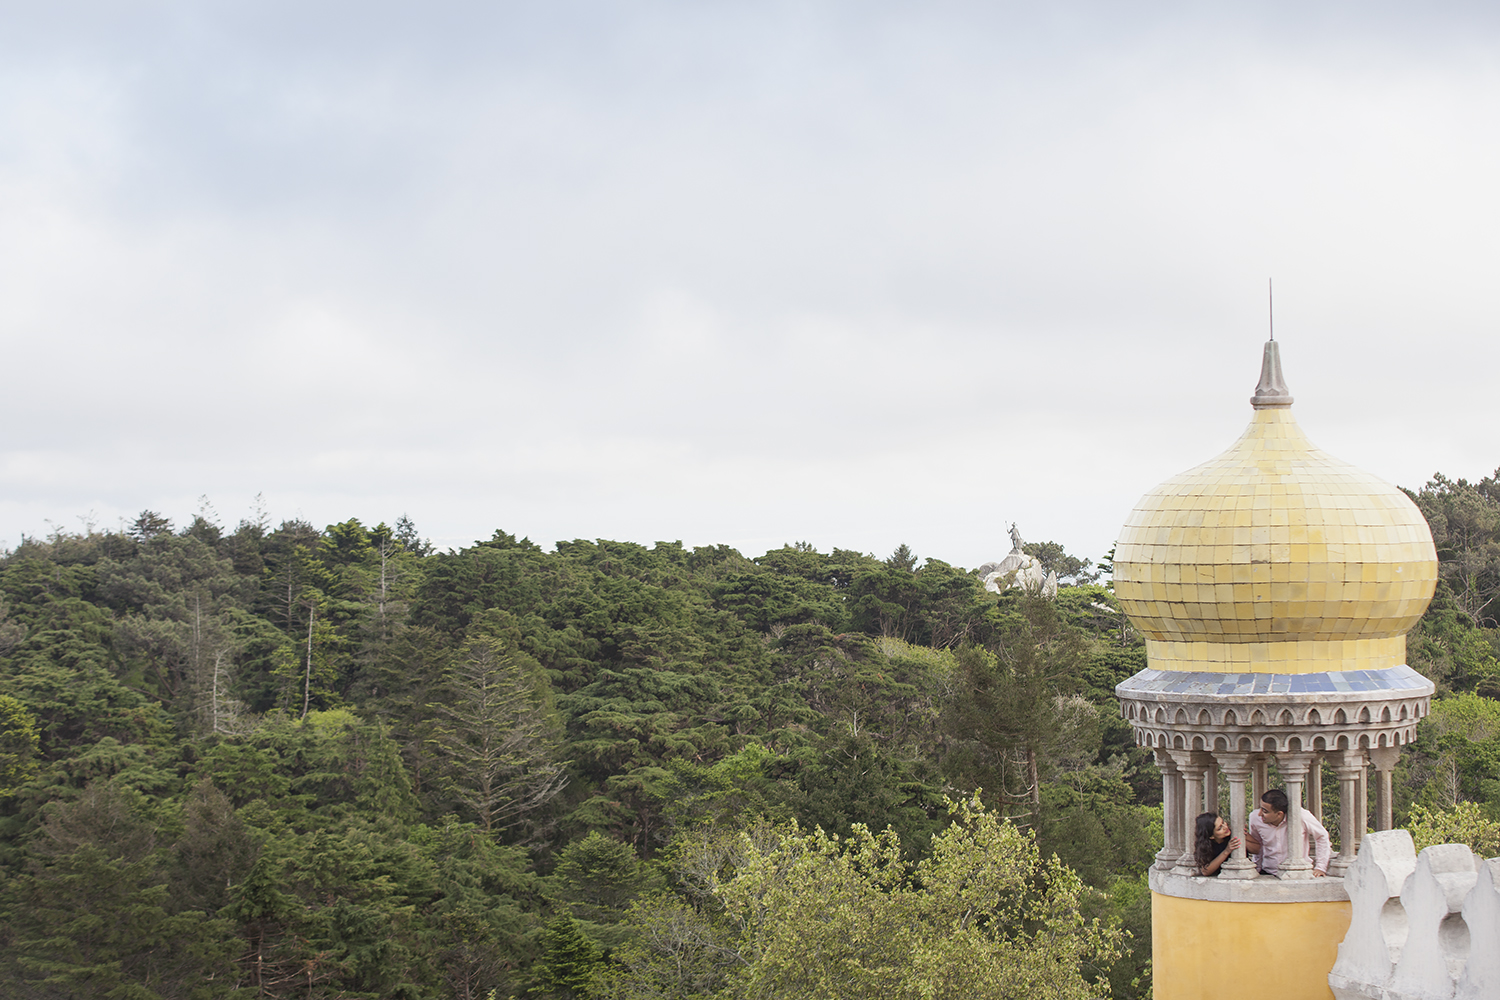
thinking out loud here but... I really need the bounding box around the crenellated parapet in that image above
[1330,830,1500,1000]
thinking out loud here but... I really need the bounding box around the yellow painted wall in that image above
[1152,892,1351,1000]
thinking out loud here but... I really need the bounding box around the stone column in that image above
[1277,752,1317,880]
[1369,746,1400,833]
[1306,753,1323,824]
[1252,753,1270,806]
[1153,749,1183,871]
[1169,749,1211,873]
[1216,752,1258,879]
[1204,758,1220,815]
[1357,765,1369,852]
[1330,751,1367,877]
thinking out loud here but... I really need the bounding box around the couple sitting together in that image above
[1195,789,1332,877]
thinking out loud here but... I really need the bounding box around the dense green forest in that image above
[2,469,1500,999]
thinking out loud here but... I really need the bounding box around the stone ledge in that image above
[1151,866,1351,903]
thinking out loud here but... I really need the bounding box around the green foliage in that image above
[531,915,603,999]
[0,517,1161,998]
[0,694,39,795]
[549,831,663,951]
[608,796,1123,1000]
[941,595,1097,820]
[1406,801,1500,855]
[1409,472,1500,626]
[3,782,240,999]
[1036,762,1159,887]
[1023,540,1100,585]
[1397,693,1500,816]
[1406,592,1500,696]
[429,629,567,836]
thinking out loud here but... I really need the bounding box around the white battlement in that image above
[1330,830,1500,1000]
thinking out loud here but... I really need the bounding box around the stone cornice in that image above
[1117,665,1432,753]
[1150,866,1351,903]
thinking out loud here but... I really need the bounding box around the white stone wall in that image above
[1329,830,1500,1000]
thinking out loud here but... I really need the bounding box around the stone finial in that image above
[1331,829,1417,996]
[1251,340,1294,408]
[1456,859,1500,1000]
[1390,843,1478,999]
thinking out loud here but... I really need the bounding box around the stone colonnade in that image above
[1154,746,1403,878]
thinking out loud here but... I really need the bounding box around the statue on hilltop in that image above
[979,524,1057,598]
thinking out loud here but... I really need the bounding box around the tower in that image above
[1113,342,1438,1000]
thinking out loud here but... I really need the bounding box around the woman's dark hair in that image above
[1194,812,1222,871]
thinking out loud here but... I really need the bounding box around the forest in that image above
[2,470,1500,1000]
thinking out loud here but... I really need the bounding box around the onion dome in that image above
[1112,342,1437,675]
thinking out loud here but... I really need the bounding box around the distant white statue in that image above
[981,523,1057,598]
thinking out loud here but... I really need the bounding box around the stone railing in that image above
[1329,830,1500,1000]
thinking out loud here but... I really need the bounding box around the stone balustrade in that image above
[1329,830,1500,1000]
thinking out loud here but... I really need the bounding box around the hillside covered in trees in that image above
[1,469,1500,999]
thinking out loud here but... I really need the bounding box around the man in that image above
[1244,788,1331,877]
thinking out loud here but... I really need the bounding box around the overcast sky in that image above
[1,2,1497,568]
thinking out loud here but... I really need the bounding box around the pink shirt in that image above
[1248,806,1331,875]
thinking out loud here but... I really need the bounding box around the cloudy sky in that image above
[2,2,1497,567]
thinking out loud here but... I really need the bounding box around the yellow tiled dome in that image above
[1112,345,1437,675]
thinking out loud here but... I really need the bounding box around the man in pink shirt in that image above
[1244,788,1331,877]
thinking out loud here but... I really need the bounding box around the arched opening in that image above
[1314,736,1327,750]
[1198,709,1212,726]
[1440,913,1471,970]
[1225,710,1239,726]
[1335,708,1348,724]
[1239,737,1253,751]
[1359,707,1372,723]
[1288,736,1303,751]
[1308,709,1322,726]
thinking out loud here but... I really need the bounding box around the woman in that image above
[1194,812,1241,876]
